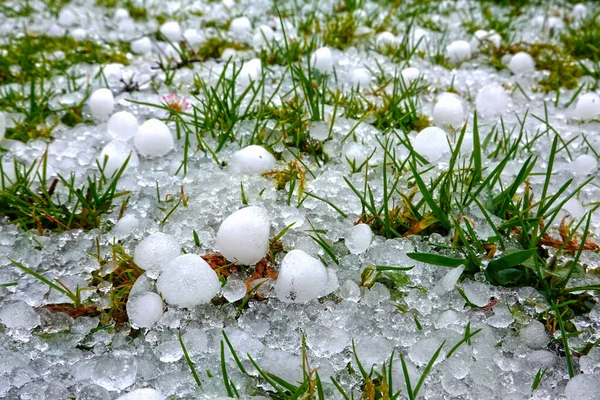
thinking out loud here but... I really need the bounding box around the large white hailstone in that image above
[107,111,139,141]
[89,88,115,120]
[133,233,181,278]
[344,224,373,254]
[276,249,328,303]
[347,67,371,88]
[446,40,471,64]
[476,84,509,116]
[98,140,139,176]
[156,254,220,308]
[572,4,588,20]
[183,29,204,49]
[131,37,152,55]
[215,207,270,265]
[574,93,600,121]
[412,28,428,50]
[375,31,396,49]
[126,291,164,328]
[134,119,174,158]
[159,21,182,42]
[229,16,252,36]
[413,127,450,162]
[0,111,5,141]
[310,47,334,74]
[401,67,421,86]
[432,93,465,129]
[571,154,598,176]
[70,28,87,41]
[253,25,275,45]
[508,52,535,75]
[237,58,262,87]
[564,374,600,400]
[230,145,276,174]
[116,389,165,400]
[58,8,77,27]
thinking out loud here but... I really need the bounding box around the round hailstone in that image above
[215,206,271,265]
[77,384,110,400]
[113,215,139,237]
[114,8,129,20]
[229,16,252,36]
[126,291,164,328]
[520,320,550,349]
[310,47,333,74]
[446,40,471,64]
[476,84,509,116]
[375,31,396,49]
[159,21,182,42]
[133,233,181,277]
[58,8,77,27]
[97,140,139,177]
[347,67,371,88]
[116,389,165,400]
[92,350,137,391]
[131,37,152,55]
[508,52,535,75]
[222,277,247,302]
[412,28,428,50]
[156,254,220,308]
[401,67,421,86]
[230,145,276,174]
[0,301,40,330]
[275,249,328,303]
[0,111,5,141]
[89,89,115,120]
[564,374,600,400]
[70,28,87,41]
[238,58,262,87]
[574,93,600,121]
[572,4,587,20]
[134,119,174,158]
[183,29,204,48]
[253,25,275,45]
[562,198,585,219]
[432,93,465,129]
[107,111,139,141]
[344,224,373,254]
[571,154,598,176]
[413,127,450,162]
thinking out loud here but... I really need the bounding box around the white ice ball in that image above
[401,67,421,86]
[229,17,252,36]
[131,37,152,55]
[310,47,333,74]
[432,93,465,129]
[413,127,450,162]
[508,52,535,75]
[114,8,130,20]
[160,21,182,42]
[156,254,220,308]
[89,88,114,120]
[564,374,600,400]
[58,8,77,27]
[134,119,174,158]
[116,388,165,400]
[476,84,509,116]
[375,31,396,49]
[571,154,598,176]
[70,28,87,41]
[0,111,5,141]
[98,140,139,176]
[113,215,139,237]
[237,58,262,87]
[347,67,371,88]
[215,206,271,265]
[126,291,164,328]
[253,25,275,45]
[446,40,471,64]
[133,233,181,278]
[574,93,600,121]
[230,145,276,174]
[107,111,139,141]
[520,320,550,349]
[275,249,328,303]
[572,4,588,20]
[412,28,428,50]
[344,224,373,254]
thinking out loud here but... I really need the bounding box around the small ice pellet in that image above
[347,67,371,88]
[97,140,139,177]
[375,31,396,49]
[116,389,165,400]
[508,52,535,75]
[156,254,220,308]
[183,29,204,48]
[134,119,174,158]
[520,320,550,349]
[446,40,471,64]
[572,4,588,20]
[131,37,152,54]
[0,301,40,330]
[401,67,421,85]
[434,264,465,293]
[230,145,276,174]
[114,8,129,20]
[70,28,87,41]
[562,198,585,219]
[77,384,110,400]
[107,111,139,141]
[310,47,333,74]
[237,58,262,87]
[344,224,373,254]
[89,89,114,120]
[275,249,328,303]
[215,206,271,265]
[253,25,275,45]
[574,93,600,121]
[571,154,598,176]
[133,232,181,277]
[126,291,164,328]
[159,21,182,42]
[432,93,465,129]
[229,16,252,36]
[222,277,247,302]
[58,8,77,27]
[476,84,509,116]
[92,350,137,391]
[564,374,600,400]
[413,127,450,162]
[0,111,5,141]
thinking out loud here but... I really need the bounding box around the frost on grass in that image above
[0,0,600,399]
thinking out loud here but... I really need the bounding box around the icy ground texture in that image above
[1,0,600,399]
